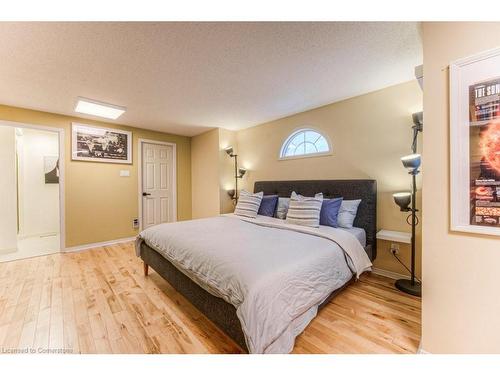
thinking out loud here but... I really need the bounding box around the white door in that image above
[141,142,175,229]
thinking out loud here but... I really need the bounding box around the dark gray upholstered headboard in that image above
[254,179,377,261]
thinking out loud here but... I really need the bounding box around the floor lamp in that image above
[224,146,246,202]
[392,111,423,297]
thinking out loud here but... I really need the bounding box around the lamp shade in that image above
[412,111,423,127]
[224,146,234,156]
[401,153,421,170]
[393,192,411,211]
[238,167,247,177]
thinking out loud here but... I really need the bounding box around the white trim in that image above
[0,248,18,255]
[63,236,136,253]
[371,267,410,280]
[138,138,177,232]
[0,119,66,253]
[278,151,333,161]
[71,122,132,164]
[417,343,430,354]
[449,47,500,237]
[17,232,59,240]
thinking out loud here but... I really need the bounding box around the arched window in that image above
[279,128,331,159]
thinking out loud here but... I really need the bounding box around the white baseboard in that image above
[0,247,18,255]
[371,267,410,280]
[18,232,58,240]
[417,343,430,354]
[63,236,136,253]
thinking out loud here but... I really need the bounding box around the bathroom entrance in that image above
[0,121,64,262]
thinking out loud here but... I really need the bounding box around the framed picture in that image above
[450,47,500,236]
[71,122,132,164]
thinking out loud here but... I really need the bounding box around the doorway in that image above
[138,139,177,230]
[0,121,64,262]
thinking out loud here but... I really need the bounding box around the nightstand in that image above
[376,229,411,244]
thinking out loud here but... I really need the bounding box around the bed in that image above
[136,179,377,353]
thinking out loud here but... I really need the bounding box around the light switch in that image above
[120,170,130,177]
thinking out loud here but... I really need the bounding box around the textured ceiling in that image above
[0,22,422,136]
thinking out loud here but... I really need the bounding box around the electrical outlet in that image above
[390,243,400,255]
[133,218,139,229]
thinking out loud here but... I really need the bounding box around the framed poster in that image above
[72,122,132,164]
[450,47,500,236]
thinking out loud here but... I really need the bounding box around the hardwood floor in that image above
[0,242,421,354]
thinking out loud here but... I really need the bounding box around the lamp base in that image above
[395,279,421,297]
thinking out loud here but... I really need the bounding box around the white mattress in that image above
[339,226,366,247]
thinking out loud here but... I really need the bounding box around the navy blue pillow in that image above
[320,197,343,227]
[258,195,279,217]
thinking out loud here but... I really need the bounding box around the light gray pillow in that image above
[285,191,323,228]
[234,190,263,218]
[337,199,361,228]
[275,197,290,219]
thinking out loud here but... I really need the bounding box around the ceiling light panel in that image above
[75,97,126,120]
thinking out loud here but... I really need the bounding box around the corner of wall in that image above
[191,128,221,218]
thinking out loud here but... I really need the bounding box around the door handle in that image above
[142,192,151,196]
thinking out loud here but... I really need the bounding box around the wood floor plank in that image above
[18,258,44,350]
[49,277,64,349]
[0,242,421,354]
[61,275,80,353]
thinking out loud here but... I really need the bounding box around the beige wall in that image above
[422,22,500,353]
[191,127,238,218]
[0,104,192,248]
[191,128,220,218]
[236,80,423,276]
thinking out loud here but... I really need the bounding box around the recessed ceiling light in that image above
[75,97,126,120]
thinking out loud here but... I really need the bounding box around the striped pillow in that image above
[234,190,264,218]
[285,191,324,227]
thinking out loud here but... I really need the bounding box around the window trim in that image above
[278,127,332,161]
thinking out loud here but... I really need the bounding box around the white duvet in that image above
[135,214,372,353]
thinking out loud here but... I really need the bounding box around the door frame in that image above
[137,138,177,231]
[0,119,66,252]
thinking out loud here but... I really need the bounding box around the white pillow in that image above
[337,199,361,228]
[275,197,290,219]
[234,190,264,218]
[285,191,323,228]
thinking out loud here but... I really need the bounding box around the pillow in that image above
[275,197,290,219]
[234,190,264,218]
[285,191,323,228]
[337,199,362,228]
[258,195,279,217]
[319,197,343,227]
